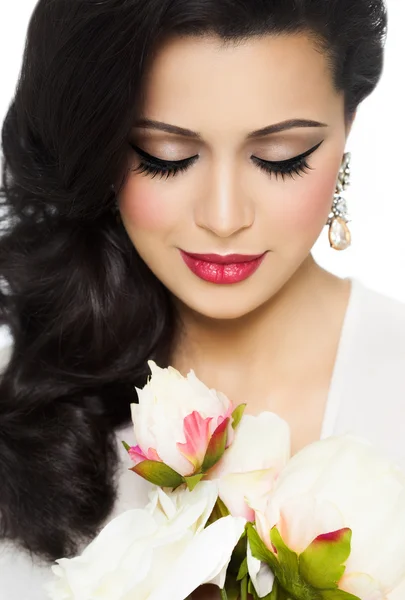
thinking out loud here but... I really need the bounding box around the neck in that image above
[169,256,351,411]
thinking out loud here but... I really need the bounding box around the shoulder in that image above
[332,278,405,469]
[351,277,405,320]
[347,278,405,361]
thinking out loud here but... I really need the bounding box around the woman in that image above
[0,0,404,598]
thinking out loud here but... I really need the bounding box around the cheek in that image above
[274,169,338,234]
[118,178,175,233]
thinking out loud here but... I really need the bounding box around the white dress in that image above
[0,277,405,600]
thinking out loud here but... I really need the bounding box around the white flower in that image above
[249,435,405,599]
[247,539,275,598]
[206,412,290,520]
[46,481,246,600]
[130,361,236,477]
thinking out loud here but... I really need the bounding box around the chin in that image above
[174,287,272,321]
[190,303,261,321]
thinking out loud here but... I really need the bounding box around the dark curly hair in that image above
[0,0,387,562]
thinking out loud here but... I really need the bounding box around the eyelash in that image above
[129,140,323,181]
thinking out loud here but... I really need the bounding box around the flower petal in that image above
[261,434,405,592]
[131,362,237,477]
[201,418,229,472]
[340,572,385,600]
[147,516,246,600]
[387,576,405,600]
[247,538,275,598]
[128,445,161,465]
[177,411,213,471]
[218,469,278,520]
[276,494,345,554]
[45,509,157,600]
[208,412,290,479]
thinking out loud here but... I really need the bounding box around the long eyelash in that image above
[129,144,198,180]
[129,139,324,181]
[251,140,324,181]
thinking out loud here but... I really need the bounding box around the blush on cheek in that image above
[281,170,339,231]
[118,180,173,231]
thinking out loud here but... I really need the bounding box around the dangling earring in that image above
[327,152,351,251]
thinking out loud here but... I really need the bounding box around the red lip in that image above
[180,250,267,284]
[182,252,265,264]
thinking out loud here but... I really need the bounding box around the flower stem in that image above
[220,588,228,600]
[240,576,248,600]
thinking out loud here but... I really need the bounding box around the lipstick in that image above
[180,250,266,284]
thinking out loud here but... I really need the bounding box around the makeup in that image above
[180,251,267,284]
[129,140,323,180]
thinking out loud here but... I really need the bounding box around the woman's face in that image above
[118,33,350,319]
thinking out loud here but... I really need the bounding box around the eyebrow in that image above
[133,118,328,139]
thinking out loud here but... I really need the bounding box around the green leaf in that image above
[321,590,360,600]
[220,588,228,600]
[270,527,300,585]
[299,528,352,590]
[224,575,240,600]
[247,524,356,600]
[269,527,316,600]
[268,579,280,599]
[226,589,240,600]
[184,473,204,491]
[246,523,279,572]
[267,579,289,600]
[227,527,247,580]
[217,496,231,517]
[231,403,246,430]
[201,418,229,472]
[207,497,232,527]
[248,579,276,600]
[130,460,184,488]
[121,441,131,452]
[248,579,260,600]
[237,557,248,582]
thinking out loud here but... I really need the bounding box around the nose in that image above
[193,162,255,238]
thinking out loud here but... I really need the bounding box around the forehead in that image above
[139,33,344,133]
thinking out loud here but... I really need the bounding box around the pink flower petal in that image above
[128,444,148,465]
[313,528,351,544]
[177,411,213,472]
[217,404,235,448]
[146,447,161,461]
[128,445,161,465]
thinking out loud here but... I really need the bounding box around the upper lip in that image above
[181,250,266,264]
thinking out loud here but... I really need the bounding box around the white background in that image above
[0,0,404,348]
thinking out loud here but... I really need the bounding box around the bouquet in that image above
[46,361,405,600]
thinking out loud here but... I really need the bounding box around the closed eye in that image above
[129,140,324,180]
[251,140,324,180]
[129,143,199,179]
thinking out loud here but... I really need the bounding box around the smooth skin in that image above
[118,32,353,598]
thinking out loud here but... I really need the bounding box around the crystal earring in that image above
[327,152,351,251]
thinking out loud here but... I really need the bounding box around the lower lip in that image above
[180,251,266,284]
